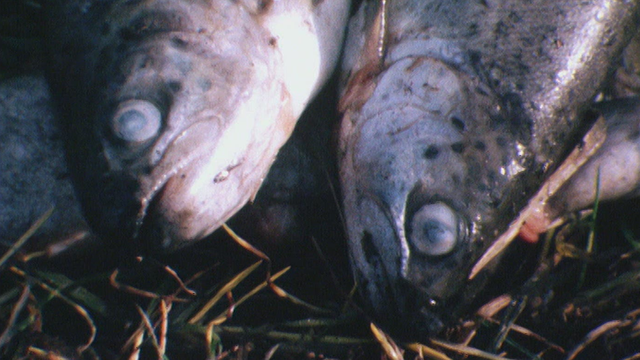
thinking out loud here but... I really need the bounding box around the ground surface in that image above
[2,1,640,359]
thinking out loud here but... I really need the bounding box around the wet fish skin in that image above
[0,73,339,259]
[339,0,640,337]
[548,97,640,218]
[43,0,350,251]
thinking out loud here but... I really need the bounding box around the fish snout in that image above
[399,199,472,325]
[347,187,472,337]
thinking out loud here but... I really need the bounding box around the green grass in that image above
[2,1,640,358]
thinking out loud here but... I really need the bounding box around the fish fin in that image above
[339,0,389,112]
[469,116,607,280]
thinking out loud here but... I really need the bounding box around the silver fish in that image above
[0,73,336,258]
[339,0,640,336]
[43,0,350,251]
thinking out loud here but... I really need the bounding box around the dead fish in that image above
[0,72,338,259]
[43,0,350,251]
[338,0,640,336]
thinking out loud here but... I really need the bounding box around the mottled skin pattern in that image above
[43,0,350,251]
[339,0,640,338]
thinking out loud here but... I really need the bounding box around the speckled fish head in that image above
[340,54,528,336]
[339,0,640,340]
[45,0,350,251]
[91,3,287,250]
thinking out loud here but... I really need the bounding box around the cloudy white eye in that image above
[408,202,461,256]
[111,100,161,143]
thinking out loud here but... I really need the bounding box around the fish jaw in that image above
[338,0,640,338]
[340,54,526,336]
[45,0,349,250]
[46,6,285,248]
[100,30,293,250]
[134,84,295,250]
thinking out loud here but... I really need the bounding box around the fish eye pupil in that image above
[111,100,161,143]
[408,202,460,256]
[422,220,448,245]
[118,110,146,132]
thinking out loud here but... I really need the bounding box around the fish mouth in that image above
[347,188,473,337]
[131,118,251,252]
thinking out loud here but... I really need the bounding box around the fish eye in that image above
[408,202,461,256]
[111,100,161,143]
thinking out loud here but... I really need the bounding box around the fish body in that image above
[43,0,350,251]
[0,75,93,255]
[0,72,338,259]
[548,97,640,218]
[339,0,640,336]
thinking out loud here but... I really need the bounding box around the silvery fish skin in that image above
[0,74,336,258]
[548,97,640,218]
[339,0,640,336]
[43,0,350,251]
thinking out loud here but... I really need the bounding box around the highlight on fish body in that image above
[43,0,350,251]
[338,0,640,338]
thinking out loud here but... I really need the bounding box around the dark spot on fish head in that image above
[167,81,182,93]
[474,140,486,151]
[451,142,465,153]
[477,182,488,192]
[450,116,465,131]
[451,174,461,185]
[268,37,277,47]
[475,85,489,96]
[423,145,440,159]
[258,0,274,12]
[197,78,212,92]
[171,36,189,49]
[361,231,381,267]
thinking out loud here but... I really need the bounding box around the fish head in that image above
[53,2,298,251]
[46,0,351,251]
[340,56,529,336]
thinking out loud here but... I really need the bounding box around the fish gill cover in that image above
[338,0,640,339]
[42,0,350,251]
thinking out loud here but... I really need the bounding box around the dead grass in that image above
[2,1,640,358]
